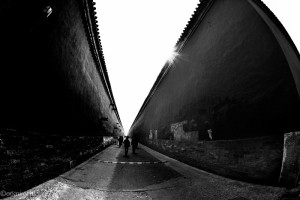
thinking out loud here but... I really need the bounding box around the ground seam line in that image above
[97,160,167,164]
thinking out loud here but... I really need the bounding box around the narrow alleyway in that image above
[8,143,288,200]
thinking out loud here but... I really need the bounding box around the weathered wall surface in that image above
[129,0,300,185]
[0,0,122,135]
[145,136,283,185]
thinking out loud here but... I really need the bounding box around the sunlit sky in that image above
[96,0,300,134]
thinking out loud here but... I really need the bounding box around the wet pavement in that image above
[6,143,289,200]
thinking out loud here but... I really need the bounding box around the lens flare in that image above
[166,48,179,64]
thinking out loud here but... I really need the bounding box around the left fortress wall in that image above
[0,0,122,135]
[0,0,121,194]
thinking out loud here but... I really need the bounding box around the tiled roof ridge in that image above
[175,0,299,55]
[175,0,203,49]
[80,0,123,127]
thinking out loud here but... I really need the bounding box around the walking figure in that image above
[124,136,130,157]
[118,136,123,148]
[204,121,213,140]
[131,136,138,154]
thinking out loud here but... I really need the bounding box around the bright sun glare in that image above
[166,48,179,65]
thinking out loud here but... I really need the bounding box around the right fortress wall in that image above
[129,0,300,186]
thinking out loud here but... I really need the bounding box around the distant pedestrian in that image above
[118,136,123,148]
[124,136,130,157]
[204,121,213,140]
[207,129,213,140]
[131,136,138,154]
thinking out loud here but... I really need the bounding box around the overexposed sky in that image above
[96,0,300,134]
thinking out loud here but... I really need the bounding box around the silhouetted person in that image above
[204,121,213,140]
[131,136,138,154]
[118,136,123,148]
[207,129,213,140]
[124,136,130,157]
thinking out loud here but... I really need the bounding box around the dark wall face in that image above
[0,0,121,135]
[130,0,300,141]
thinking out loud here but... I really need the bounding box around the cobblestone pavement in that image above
[5,144,290,200]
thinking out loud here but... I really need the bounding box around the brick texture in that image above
[0,129,113,193]
[145,136,283,185]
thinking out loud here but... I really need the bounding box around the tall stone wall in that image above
[0,0,122,195]
[0,0,122,135]
[130,0,300,141]
[129,0,300,186]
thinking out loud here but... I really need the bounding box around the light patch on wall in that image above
[171,120,198,142]
[149,130,157,140]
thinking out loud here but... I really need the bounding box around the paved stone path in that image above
[6,143,289,200]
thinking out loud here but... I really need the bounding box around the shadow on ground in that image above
[56,144,182,192]
[106,145,181,190]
